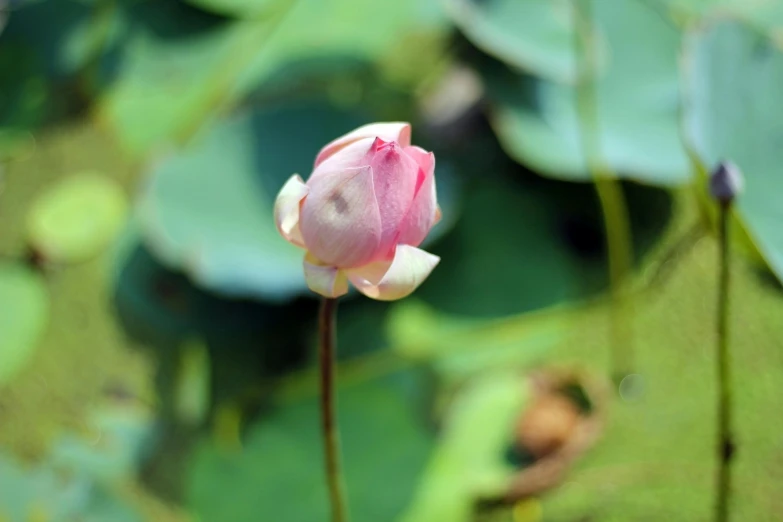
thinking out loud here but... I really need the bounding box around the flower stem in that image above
[318,297,349,522]
[572,0,635,384]
[715,201,734,522]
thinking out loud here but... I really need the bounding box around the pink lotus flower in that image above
[274,122,441,300]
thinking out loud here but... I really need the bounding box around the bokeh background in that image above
[2,0,783,520]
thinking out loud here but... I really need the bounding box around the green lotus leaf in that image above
[0,262,48,384]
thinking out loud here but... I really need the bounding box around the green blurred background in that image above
[2,0,783,520]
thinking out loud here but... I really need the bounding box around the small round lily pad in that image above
[26,173,128,264]
[0,262,48,384]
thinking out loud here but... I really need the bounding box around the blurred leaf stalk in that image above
[571,0,635,384]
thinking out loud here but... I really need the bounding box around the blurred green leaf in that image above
[0,45,46,158]
[407,143,670,320]
[484,0,689,185]
[0,0,121,79]
[111,229,233,343]
[112,230,287,342]
[174,338,211,425]
[400,371,527,522]
[51,405,156,482]
[111,232,307,410]
[388,299,565,384]
[186,0,280,18]
[99,0,449,154]
[26,173,128,264]
[652,0,783,34]
[136,103,367,301]
[81,488,142,522]
[683,20,783,284]
[0,454,142,522]
[331,299,392,360]
[0,129,36,161]
[232,0,450,93]
[0,262,48,384]
[414,171,606,318]
[97,0,241,154]
[445,0,575,82]
[0,454,89,521]
[424,161,462,245]
[0,1,125,152]
[188,373,434,522]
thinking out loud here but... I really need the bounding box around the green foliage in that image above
[386,200,783,521]
[111,231,308,411]
[6,0,783,521]
[50,404,156,482]
[0,401,151,522]
[0,262,48,384]
[412,133,671,317]
[188,373,435,522]
[99,0,449,155]
[173,339,211,426]
[536,220,783,522]
[399,372,528,522]
[97,0,241,154]
[416,172,606,317]
[444,0,575,82]
[0,0,101,78]
[683,19,783,286]
[483,0,689,185]
[0,454,90,521]
[0,45,47,158]
[26,173,128,264]
[652,0,783,32]
[388,299,561,384]
[185,0,281,18]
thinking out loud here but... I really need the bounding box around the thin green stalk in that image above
[715,201,734,522]
[318,297,349,522]
[572,0,635,383]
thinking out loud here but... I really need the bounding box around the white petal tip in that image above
[304,257,349,298]
[274,175,308,247]
[347,245,439,301]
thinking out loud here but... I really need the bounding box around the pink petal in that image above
[396,147,438,247]
[299,165,382,268]
[304,253,349,298]
[369,140,420,255]
[345,245,440,301]
[314,122,412,167]
[309,137,375,184]
[273,175,309,248]
[404,146,435,181]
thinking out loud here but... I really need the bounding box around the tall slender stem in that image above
[318,297,349,522]
[572,0,635,383]
[715,202,734,522]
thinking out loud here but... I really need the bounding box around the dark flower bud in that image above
[709,161,744,204]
